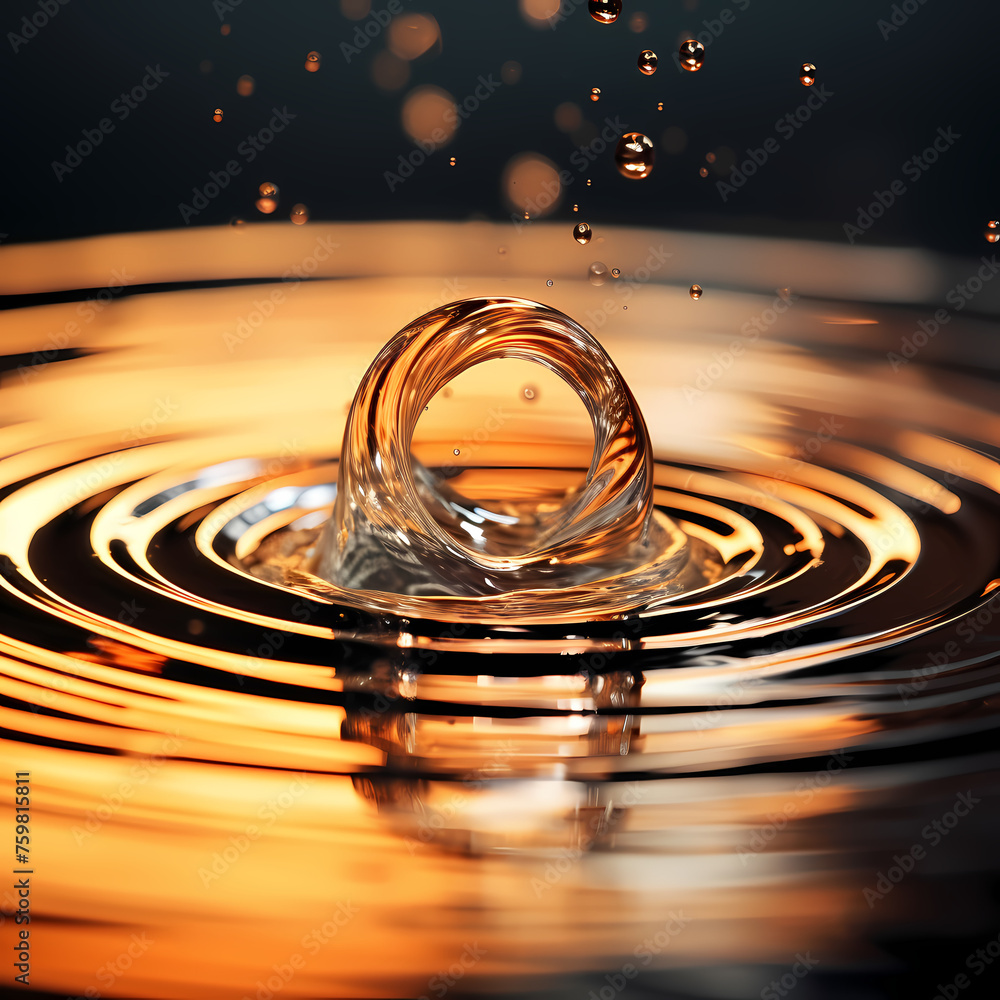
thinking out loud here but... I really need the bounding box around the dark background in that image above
[1,0,996,252]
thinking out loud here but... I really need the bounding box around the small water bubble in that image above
[498,246,507,254]
[229,216,246,227]
[522,385,537,401]
[290,203,309,225]
[586,178,592,187]
[689,284,703,300]
[305,50,321,72]
[449,156,456,166]
[574,222,593,245]
[706,152,716,163]
[611,267,621,277]
[588,0,621,24]
[678,39,705,72]
[590,87,601,102]
[588,261,609,285]
[255,198,277,214]
[986,221,1000,243]
[236,74,255,96]
[657,101,663,111]
[799,62,816,86]
[637,49,657,75]
[699,167,708,177]
[213,107,223,123]
[453,448,460,456]
[546,279,554,286]
[573,203,579,212]
[258,181,278,199]
[614,132,655,180]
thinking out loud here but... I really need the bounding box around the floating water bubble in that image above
[590,87,601,102]
[572,203,579,212]
[213,108,223,122]
[305,51,321,72]
[522,386,537,401]
[290,204,309,225]
[657,101,663,111]
[706,152,716,163]
[638,50,657,75]
[614,132,655,180]
[588,0,621,24]
[987,221,1000,243]
[799,62,816,86]
[453,449,460,456]
[259,182,279,199]
[588,261,609,285]
[699,167,708,177]
[255,198,277,215]
[546,279,554,286]
[574,222,593,245]
[611,267,621,277]
[449,156,456,166]
[220,24,231,36]
[678,39,705,72]
[586,178,592,186]
[689,284,703,300]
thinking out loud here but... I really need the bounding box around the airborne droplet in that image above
[699,167,708,177]
[638,50,657,75]
[546,279,554,286]
[590,87,601,102]
[522,386,537,401]
[987,221,1000,243]
[799,62,816,86]
[657,101,663,111]
[449,156,456,166]
[290,204,309,225]
[305,50,321,72]
[213,108,223,122]
[678,39,705,72]
[611,268,621,277]
[614,132,655,180]
[689,284,703,300]
[453,449,460,456]
[255,199,277,214]
[588,0,621,24]
[574,222,593,245]
[259,182,278,198]
[588,261,609,286]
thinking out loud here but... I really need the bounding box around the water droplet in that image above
[453,448,460,456]
[255,198,277,215]
[699,167,708,177]
[987,221,1000,243]
[611,267,621,277]
[574,222,593,245]
[588,261,609,285]
[522,385,537,401]
[588,0,621,24]
[622,305,627,310]
[689,284,703,300]
[236,74,255,96]
[213,108,223,122]
[705,152,716,164]
[778,287,792,301]
[637,49,657,75]
[258,182,278,199]
[572,203,579,212]
[590,87,601,102]
[799,62,816,86]
[657,101,663,111]
[220,24,231,36]
[678,39,705,72]
[449,156,456,166]
[305,50,321,72]
[614,132,655,180]
[524,210,530,219]
[546,279,554,286]
[290,204,309,225]
[586,178,592,187]
[229,216,245,227]
[498,246,507,255]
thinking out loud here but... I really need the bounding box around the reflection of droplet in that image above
[588,261,609,285]
[611,268,621,277]
[259,182,278,198]
[229,216,245,227]
[799,62,816,86]
[546,279,554,286]
[590,87,601,102]
[237,74,254,96]
[522,385,537,401]
[588,0,621,24]
[305,50,321,72]
[699,167,708,177]
[678,39,705,72]
[637,49,657,75]
[290,204,309,224]
[987,221,1000,243]
[614,132,655,180]
[574,222,593,244]
[689,284,703,300]
[213,108,223,122]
